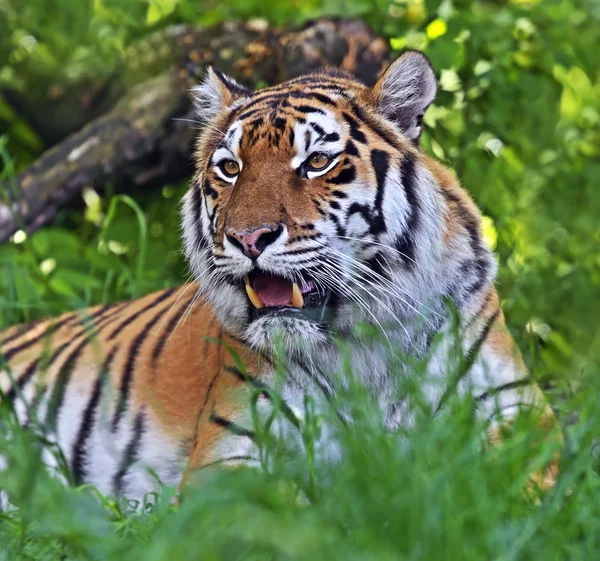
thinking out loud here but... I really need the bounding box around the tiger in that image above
[0,50,561,501]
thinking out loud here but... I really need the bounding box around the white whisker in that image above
[317,259,408,341]
[154,275,196,339]
[315,242,438,327]
[331,234,418,266]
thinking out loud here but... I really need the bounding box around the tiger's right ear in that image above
[192,66,252,122]
[373,51,437,143]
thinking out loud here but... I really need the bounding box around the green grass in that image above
[0,340,598,560]
[1,0,600,558]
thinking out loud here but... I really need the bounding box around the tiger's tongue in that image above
[253,272,293,307]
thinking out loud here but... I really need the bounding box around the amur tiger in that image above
[0,51,560,501]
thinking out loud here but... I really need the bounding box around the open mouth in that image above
[243,270,334,323]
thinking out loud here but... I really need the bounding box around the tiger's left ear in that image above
[373,51,437,143]
[192,66,252,122]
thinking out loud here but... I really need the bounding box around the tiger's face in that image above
[182,52,442,354]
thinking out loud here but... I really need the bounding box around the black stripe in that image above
[71,345,119,485]
[281,247,319,256]
[365,252,391,283]
[225,366,301,429]
[203,178,217,200]
[345,139,359,156]
[304,130,311,152]
[434,308,501,415]
[107,288,176,341]
[67,303,117,329]
[225,365,270,396]
[20,302,122,427]
[212,68,251,97]
[194,367,222,438]
[3,315,74,362]
[25,382,50,429]
[464,308,501,372]
[5,358,40,403]
[236,93,289,116]
[475,378,534,403]
[44,308,125,430]
[112,410,145,495]
[371,150,389,210]
[351,102,402,151]
[331,190,348,199]
[393,154,420,268]
[268,75,347,90]
[328,212,346,237]
[441,189,489,299]
[309,121,325,137]
[111,300,174,432]
[394,235,415,271]
[209,413,255,440]
[346,202,372,224]
[1,319,42,347]
[326,165,356,185]
[191,178,203,214]
[38,341,71,427]
[151,293,196,368]
[310,92,336,106]
[473,289,494,320]
[198,455,257,470]
[342,112,366,143]
[228,333,335,403]
[193,183,209,251]
[236,83,342,116]
[369,149,390,236]
[248,117,264,132]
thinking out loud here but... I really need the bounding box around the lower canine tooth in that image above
[245,284,264,309]
[292,283,304,309]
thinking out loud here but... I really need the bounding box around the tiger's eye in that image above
[308,153,330,170]
[221,160,240,176]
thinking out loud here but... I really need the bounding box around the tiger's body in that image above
[0,51,559,499]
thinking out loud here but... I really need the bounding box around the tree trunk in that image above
[0,18,389,246]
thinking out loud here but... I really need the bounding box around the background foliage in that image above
[0,0,599,558]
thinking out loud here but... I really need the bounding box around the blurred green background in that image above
[0,1,599,559]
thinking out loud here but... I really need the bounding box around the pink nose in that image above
[225,225,283,258]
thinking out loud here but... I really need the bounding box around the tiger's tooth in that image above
[292,283,304,309]
[245,284,264,309]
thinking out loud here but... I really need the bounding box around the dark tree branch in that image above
[0,18,389,246]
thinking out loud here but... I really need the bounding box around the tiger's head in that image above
[182,51,494,355]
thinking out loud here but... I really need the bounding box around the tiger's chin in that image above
[244,312,330,357]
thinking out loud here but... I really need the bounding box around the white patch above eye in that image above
[226,123,243,159]
[306,157,340,179]
[291,111,344,170]
[212,147,236,164]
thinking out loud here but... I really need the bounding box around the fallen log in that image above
[0,18,389,246]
